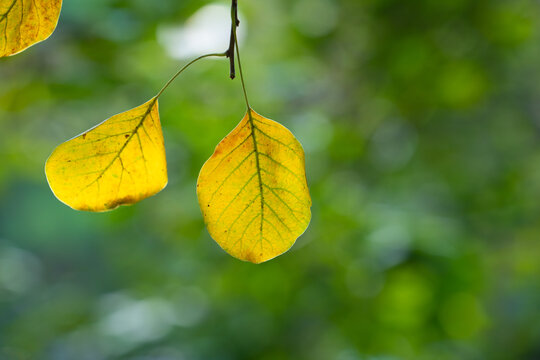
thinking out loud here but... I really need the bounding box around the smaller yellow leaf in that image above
[45,98,167,212]
[197,108,312,264]
[0,0,62,57]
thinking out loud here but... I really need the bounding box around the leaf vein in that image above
[79,99,157,190]
[208,133,251,176]
[253,125,301,159]
[209,150,255,202]
[263,200,291,232]
[259,152,304,184]
[263,183,302,222]
[225,193,261,243]
[263,218,284,242]
[215,172,258,224]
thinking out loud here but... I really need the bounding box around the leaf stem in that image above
[234,26,251,110]
[155,52,227,99]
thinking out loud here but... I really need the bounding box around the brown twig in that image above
[226,0,240,79]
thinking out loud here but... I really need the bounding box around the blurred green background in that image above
[1,0,540,359]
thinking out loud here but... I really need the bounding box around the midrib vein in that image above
[84,99,155,189]
[247,109,265,236]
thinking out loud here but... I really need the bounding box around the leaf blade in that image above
[197,109,311,264]
[45,98,168,212]
[0,0,62,57]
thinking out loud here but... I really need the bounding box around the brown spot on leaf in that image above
[244,251,256,263]
[105,196,136,209]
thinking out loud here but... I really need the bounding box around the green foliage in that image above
[1,0,540,359]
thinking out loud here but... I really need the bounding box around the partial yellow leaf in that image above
[0,0,62,57]
[197,108,311,264]
[45,98,168,212]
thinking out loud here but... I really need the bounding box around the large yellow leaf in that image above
[0,0,62,57]
[197,109,311,264]
[45,98,168,211]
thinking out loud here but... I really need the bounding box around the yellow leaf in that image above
[0,0,62,57]
[197,108,311,264]
[45,98,168,212]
